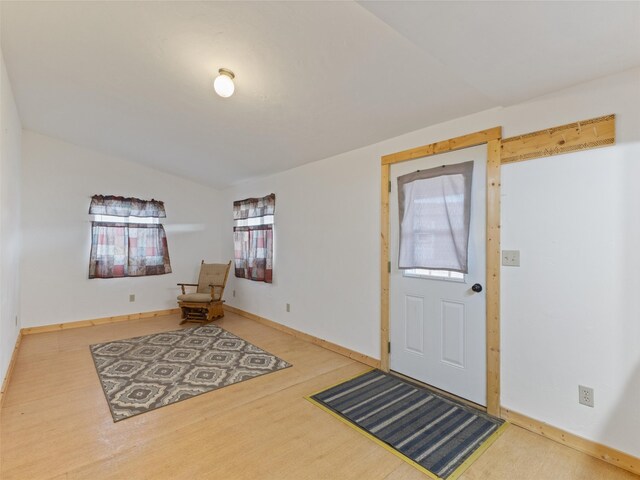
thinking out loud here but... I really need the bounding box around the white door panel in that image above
[441,300,465,368]
[404,295,425,354]
[389,145,486,405]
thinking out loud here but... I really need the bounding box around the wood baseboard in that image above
[501,407,639,476]
[0,330,23,409]
[20,308,181,335]
[224,305,381,369]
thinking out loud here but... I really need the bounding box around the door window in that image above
[397,161,473,273]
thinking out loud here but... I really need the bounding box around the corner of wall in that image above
[0,50,24,388]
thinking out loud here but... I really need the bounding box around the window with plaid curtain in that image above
[233,194,275,283]
[88,195,172,278]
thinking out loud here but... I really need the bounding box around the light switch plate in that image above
[502,250,520,266]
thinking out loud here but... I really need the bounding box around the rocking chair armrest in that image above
[177,283,199,295]
[209,284,225,301]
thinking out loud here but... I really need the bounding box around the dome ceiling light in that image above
[214,68,235,98]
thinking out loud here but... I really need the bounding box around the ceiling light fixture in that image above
[214,68,235,98]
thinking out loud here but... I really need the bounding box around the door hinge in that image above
[388,341,391,354]
[388,180,391,192]
[388,261,391,273]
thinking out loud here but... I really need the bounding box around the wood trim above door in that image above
[381,127,502,166]
[380,127,502,416]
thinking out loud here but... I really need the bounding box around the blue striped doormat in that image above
[307,370,507,480]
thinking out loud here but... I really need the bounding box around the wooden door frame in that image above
[380,127,503,416]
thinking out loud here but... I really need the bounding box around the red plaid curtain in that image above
[88,194,172,279]
[233,194,275,283]
[89,222,172,278]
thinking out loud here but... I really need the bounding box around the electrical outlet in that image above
[129,294,135,302]
[579,385,594,407]
[286,303,291,312]
[502,250,520,266]
[233,290,236,297]
[15,315,18,326]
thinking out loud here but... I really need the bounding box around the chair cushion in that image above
[177,293,212,303]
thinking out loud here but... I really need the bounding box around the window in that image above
[233,194,275,283]
[403,268,465,281]
[397,161,473,274]
[88,195,172,278]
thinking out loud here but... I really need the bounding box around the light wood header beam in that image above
[501,114,615,164]
[381,127,501,165]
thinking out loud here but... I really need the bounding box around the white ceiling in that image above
[2,1,639,189]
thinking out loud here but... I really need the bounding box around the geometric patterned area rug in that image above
[90,324,291,422]
[307,370,507,480]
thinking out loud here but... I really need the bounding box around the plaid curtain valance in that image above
[89,195,166,218]
[233,193,275,220]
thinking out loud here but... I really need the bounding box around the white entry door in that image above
[389,145,486,405]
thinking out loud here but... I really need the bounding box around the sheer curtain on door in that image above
[397,161,473,273]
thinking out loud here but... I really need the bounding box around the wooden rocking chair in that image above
[177,261,231,324]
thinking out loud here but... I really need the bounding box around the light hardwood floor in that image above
[1,312,636,479]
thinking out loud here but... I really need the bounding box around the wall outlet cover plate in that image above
[579,385,594,407]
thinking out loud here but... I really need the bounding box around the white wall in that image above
[222,67,640,457]
[20,131,223,326]
[222,148,380,357]
[0,52,22,387]
[499,70,640,458]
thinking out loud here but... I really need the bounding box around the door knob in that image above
[471,283,483,293]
